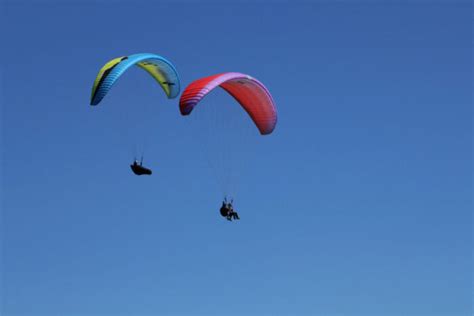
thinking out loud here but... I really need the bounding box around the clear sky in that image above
[1,1,472,316]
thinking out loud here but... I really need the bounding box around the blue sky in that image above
[1,1,472,315]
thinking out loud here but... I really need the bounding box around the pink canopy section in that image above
[179,72,277,135]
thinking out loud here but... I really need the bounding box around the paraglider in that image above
[90,53,180,175]
[130,158,152,176]
[219,197,239,221]
[180,72,277,220]
[91,53,180,106]
[180,72,277,134]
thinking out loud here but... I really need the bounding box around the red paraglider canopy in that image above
[179,72,277,135]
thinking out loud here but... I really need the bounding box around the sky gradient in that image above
[1,1,472,315]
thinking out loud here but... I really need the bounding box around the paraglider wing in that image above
[90,53,180,106]
[179,72,277,135]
